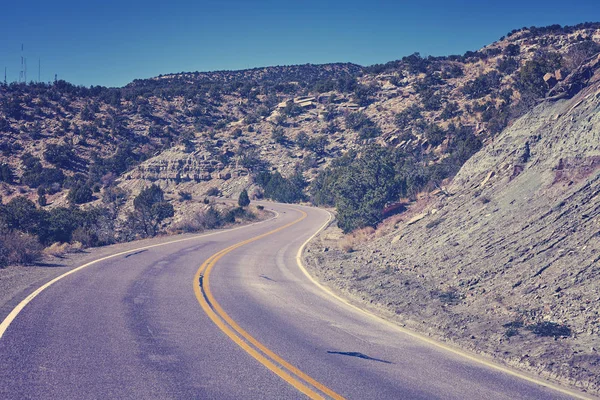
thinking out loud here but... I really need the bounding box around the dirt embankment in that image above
[304,68,600,395]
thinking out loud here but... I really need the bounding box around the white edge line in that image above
[0,209,279,340]
[295,209,594,400]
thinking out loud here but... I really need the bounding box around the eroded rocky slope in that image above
[305,57,600,394]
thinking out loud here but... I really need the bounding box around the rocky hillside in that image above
[0,22,599,251]
[0,23,598,208]
[304,54,600,395]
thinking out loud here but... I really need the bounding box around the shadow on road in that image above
[327,351,393,364]
[125,250,148,258]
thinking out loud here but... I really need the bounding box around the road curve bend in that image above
[0,203,591,399]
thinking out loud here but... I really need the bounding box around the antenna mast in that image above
[38,58,41,83]
[19,44,24,83]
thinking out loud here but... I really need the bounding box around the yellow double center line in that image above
[192,210,344,399]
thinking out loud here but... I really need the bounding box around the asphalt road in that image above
[0,203,590,399]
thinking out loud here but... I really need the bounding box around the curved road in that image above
[0,203,590,399]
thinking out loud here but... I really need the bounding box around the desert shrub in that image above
[436,289,462,305]
[206,187,220,196]
[564,40,600,70]
[295,131,309,149]
[425,218,445,229]
[502,320,523,337]
[414,74,443,93]
[20,153,65,189]
[353,83,377,106]
[80,104,95,121]
[441,63,464,79]
[306,135,329,155]
[178,191,192,201]
[497,57,519,75]
[504,44,521,57]
[131,185,174,237]
[461,71,502,99]
[518,51,562,97]
[43,144,77,169]
[231,128,243,138]
[44,241,83,257]
[345,112,371,131]
[440,102,461,119]
[0,238,8,268]
[358,124,382,140]
[322,105,338,121]
[402,52,428,74]
[424,124,446,146]
[70,227,94,247]
[1,231,43,265]
[239,149,270,173]
[395,105,422,128]
[0,196,45,236]
[271,127,286,144]
[0,163,14,183]
[171,211,209,233]
[37,187,47,206]
[2,97,24,120]
[68,183,93,204]
[345,112,381,139]
[281,101,303,117]
[338,227,375,252]
[332,146,399,232]
[504,327,519,338]
[421,89,443,111]
[202,206,222,229]
[526,321,571,338]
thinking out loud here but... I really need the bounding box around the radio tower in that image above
[19,44,24,83]
[38,58,41,83]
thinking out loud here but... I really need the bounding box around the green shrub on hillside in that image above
[255,171,306,203]
[68,183,93,204]
[131,185,174,237]
[518,51,562,97]
[0,163,14,183]
[461,71,502,99]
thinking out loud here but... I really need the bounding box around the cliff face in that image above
[125,148,232,183]
[305,57,600,394]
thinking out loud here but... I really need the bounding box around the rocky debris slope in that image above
[305,59,600,394]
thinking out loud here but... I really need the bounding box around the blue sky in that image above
[0,0,598,87]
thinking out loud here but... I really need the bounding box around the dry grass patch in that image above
[44,242,84,257]
[338,226,376,252]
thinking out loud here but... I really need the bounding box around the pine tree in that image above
[238,189,250,207]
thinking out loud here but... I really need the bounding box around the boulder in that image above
[543,73,557,87]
